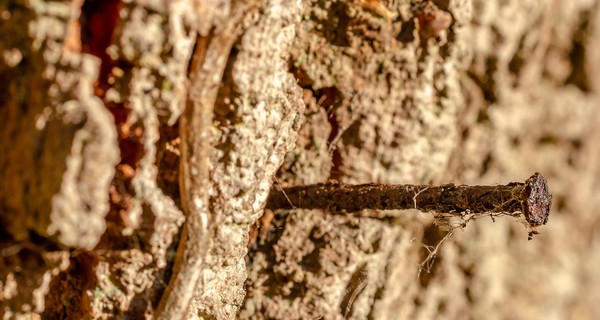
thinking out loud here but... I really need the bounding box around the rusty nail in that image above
[266,173,552,239]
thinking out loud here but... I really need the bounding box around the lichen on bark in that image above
[3,0,600,319]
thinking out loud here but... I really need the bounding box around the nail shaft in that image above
[266,173,551,237]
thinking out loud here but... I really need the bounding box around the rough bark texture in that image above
[1,0,600,319]
[242,0,600,319]
[1,1,118,316]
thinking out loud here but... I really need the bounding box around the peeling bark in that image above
[2,0,600,319]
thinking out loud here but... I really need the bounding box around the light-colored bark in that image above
[2,0,600,319]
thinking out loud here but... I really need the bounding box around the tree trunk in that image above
[1,0,600,319]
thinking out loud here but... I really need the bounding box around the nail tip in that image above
[524,172,552,228]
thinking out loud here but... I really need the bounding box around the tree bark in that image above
[1,0,600,319]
